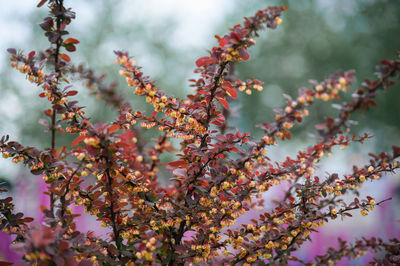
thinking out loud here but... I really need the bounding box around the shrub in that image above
[1,0,399,265]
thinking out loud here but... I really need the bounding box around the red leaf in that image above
[65,44,76,52]
[92,200,103,207]
[43,109,52,117]
[39,92,46,98]
[284,130,291,139]
[59,53,71,62]
[198,90,208,95]
[28,51,36,58]
[217,97,229,109]
[66,90,78,96]
[167,160,188,168]
[71,135,85,146]
[224,87,238,99]
[108,244,118,256]
[238,47,250,61]
[222,81,238,98]
[222,81,232,88]
[22,217,34,223]
[201,180,210,187]
[219,38,229,48]
[108,124,119,134]
[195,56,217,67]
[64,38,80,44]
[37,0,48,8]
[393,145,400,158]
[216,114,225,123]
[4,197,12,204]
[211,120,223,126]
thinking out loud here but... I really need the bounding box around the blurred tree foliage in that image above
[0,1,191,150]
[228,0,400,150]
[0,0,399,181]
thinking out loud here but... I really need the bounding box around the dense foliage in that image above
[1,0,399,265]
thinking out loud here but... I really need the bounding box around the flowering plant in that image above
[1,0,399,265]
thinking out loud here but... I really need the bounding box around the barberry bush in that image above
[1,0,400,265]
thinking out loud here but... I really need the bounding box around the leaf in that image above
[195,56,217,67]
[238,47,250,61]
[46,31,60,43]
[7,48,16,55]
[28,51,36,58]
[65,44,76,52]
[173,168,187,177]
[392,145,400,158]
[225,87,238,99]
[66,90,78,96]
[92,200,103,207]
[167,160,188,168]
[37,0,48,7]
[201,180,210,187]
[215,114,225,123]
[39,119,49,128]
[108,244,118,256]
[39,17,53,31]
[4,197,13,204]
[71,135,85,146]
[108,124,119,134]
[31,169,45,175]
[217,97,229,109]
[219,38,229,48]
[64,10,76,19]
[222,81,238,99]
[64,38,80,44]
[59,53,71,62]
[21,216,34,223]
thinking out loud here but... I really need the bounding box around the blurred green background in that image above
[0,0,399,180]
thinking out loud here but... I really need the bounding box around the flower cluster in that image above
[0,1,399,265]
